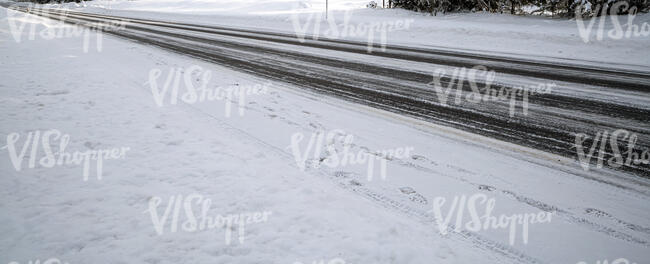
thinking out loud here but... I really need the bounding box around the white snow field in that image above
[1,2,649,264]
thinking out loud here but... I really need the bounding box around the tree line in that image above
[390,0,649,17]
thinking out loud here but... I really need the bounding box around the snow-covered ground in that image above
[1,2,649,264]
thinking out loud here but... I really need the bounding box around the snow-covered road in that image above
[9,4,650,177]
[1,2,649,264]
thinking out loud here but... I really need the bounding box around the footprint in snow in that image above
[399,187,428,204]
[478,184,495,191]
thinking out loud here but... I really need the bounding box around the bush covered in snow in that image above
[391,0,649,17]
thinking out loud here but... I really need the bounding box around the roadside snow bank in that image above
[52,0,371,14]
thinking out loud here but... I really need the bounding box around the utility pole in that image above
[326,0,328,20]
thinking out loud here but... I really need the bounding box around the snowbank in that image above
[54,0,372,14]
